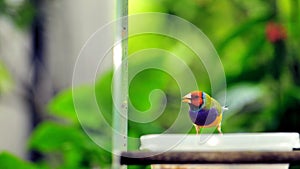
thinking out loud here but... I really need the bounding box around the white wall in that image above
[46,0,114,89]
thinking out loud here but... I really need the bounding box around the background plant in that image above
[0,0,299,169]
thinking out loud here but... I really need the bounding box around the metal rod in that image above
[112,0,128,168]
[120,151,300,165]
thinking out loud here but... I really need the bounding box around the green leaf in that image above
[95,71,113,125]
[11,1,35,29]
[0,0,6,15]
[0,60,13,94]
[29,121,111,168]
[47,89,78,123]
[0,152,37,169]
[48,76,112,126]
[29,121,85,152]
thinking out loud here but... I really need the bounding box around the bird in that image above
[182,91,228,134]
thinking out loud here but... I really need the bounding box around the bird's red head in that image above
[182,91,204,107]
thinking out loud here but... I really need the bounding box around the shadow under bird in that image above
[182,91,228,134]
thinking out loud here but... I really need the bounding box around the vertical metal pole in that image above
[112,0,128,168]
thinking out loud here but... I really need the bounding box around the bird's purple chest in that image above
[189,108,218,126]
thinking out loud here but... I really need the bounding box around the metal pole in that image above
[112,0,128,168]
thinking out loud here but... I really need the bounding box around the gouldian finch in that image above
[182,91,227,134]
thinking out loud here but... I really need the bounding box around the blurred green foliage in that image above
[127,0,300,134]
[0,0,300,169]
[0,152,37,169]
[0,0,35,29]
[0,61,13,94]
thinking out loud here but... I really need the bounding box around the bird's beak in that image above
[182,93,191,103]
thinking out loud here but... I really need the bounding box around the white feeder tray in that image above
[140,133,300,169]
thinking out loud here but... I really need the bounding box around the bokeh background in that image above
[0,0,299,169]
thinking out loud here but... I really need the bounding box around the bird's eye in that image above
[194,95,199,99]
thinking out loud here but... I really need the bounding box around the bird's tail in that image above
[222,106,229,111]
